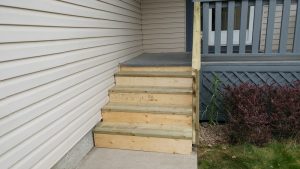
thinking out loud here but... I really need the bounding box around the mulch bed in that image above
[198,123,229,146]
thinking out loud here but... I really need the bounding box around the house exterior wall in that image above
[0,0,142,169]
[141,0,186,53]
[260,4,297,52]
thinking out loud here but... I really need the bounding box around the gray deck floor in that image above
[77,148,197,169]
[121,52,192,67]
[121,52,300,67]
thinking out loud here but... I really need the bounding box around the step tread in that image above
[102,103,192,115]
[109,86,193,94]
[115,71,193,78]
[94,122,192,140]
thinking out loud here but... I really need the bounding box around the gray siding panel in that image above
[141,0,186,53]
[0,0,142,169]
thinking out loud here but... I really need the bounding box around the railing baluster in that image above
[265,0,276,53]
[279,0,291,53]
[239,0,249,53]
[294,1,300,53]
[215,2,222,53]
[200,0,298,56]
[227,1,235,54]
[203,2,209,54]
[252,0,263,53]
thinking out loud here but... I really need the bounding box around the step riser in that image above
[116,77,193,88]
[120,66,192,72]
[102,111,192,127]
[94,134,192,154]
[109,93,193,106]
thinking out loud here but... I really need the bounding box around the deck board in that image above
[121,52,192,66]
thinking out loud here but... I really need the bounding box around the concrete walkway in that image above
[77,148,197,169]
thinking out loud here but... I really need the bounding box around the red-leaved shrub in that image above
[224,81,300,145]
[269,82,300,139]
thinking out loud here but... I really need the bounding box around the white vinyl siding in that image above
[260,3,297,52]
[0,0,142,169]
[141,0,186,53]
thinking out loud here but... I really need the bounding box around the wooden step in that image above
[115,71,193,88]
[120,66,192,72]
[116,71,193,78]
[93,122,192,154]
[102,103,192,127]
[109,86,192,94]
[109,87,193,106]
[116,76,193,88]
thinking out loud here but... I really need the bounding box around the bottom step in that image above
[93,122,192,154]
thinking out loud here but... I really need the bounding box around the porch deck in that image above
[121,52,300,67]
[121,52,192,67]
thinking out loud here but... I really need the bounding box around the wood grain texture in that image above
[192,1,201,70]
[109,92,193,106]
[102,111,192,127]
[94,134,192,154]
[116,76,193,88]
[109,86,192,94]
[115,71,193,78]
[103,103,192,115]
[94,122,192,139]
[120,66,192,72]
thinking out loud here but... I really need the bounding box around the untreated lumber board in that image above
[116,76,193,88]
[94,134,192,154]
[109,86,192,94]
[102,111,192,127]
[103,103,192,115]
[115,71,193,78]
[94,122,192,139]
[120,66,192,72]
[109,92,193,106]
[192,1,201,71]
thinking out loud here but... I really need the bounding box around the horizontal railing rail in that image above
[200,0,300,57]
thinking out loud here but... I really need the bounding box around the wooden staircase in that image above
[93,66,194,154]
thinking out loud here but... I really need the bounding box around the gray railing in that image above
[201,0,300,57]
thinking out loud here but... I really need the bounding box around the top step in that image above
[120,66,192,72]
[115,71,193,78]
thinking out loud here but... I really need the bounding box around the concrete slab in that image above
[77,148,197,169]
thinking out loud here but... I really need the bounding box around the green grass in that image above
[199,141,300,169]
